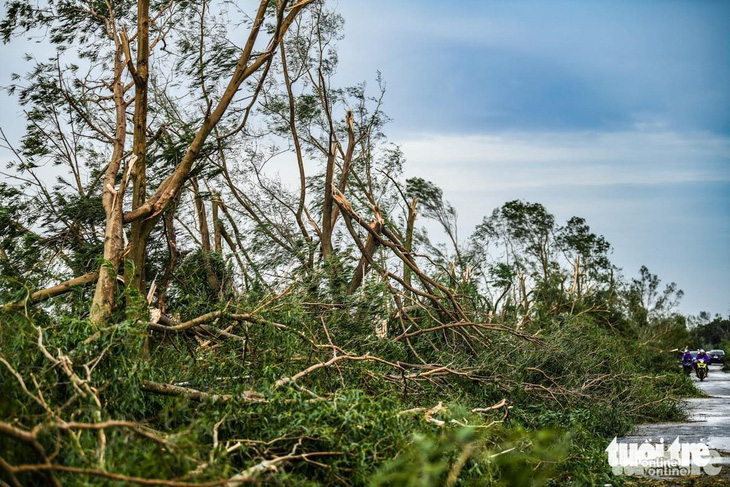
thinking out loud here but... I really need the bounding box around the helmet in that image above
[699,349,705,354]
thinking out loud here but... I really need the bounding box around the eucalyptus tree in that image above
[243,2,404,296]
[467,199,619,324]
[628,265,684,323]
[1,0,317,324]
[555,216,613,301]
[405,177,461,267]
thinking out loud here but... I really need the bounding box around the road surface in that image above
[619,364,730,482]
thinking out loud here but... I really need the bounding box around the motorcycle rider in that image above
[681,348,694,372]
[696,349,712,374]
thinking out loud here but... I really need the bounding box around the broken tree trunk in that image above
[329,110,355,229]
[403,197,417,290]
[347,213,384,295]
[191,178,220,292]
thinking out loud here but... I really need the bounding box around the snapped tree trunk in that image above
[347,211,384,295]
[90,0,313,324]
[126,0,150,299]
[329,110,355,229]
[403,197,417,290]
[191,178,220,292]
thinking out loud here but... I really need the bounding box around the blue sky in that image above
[332,0,730,315]
[0,1,728,316]
[336,0,730,135]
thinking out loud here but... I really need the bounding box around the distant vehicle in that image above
[709,350,725,364]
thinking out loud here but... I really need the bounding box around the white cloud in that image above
[398,130,730,191]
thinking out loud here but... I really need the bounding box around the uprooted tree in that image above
[0,1,694,485]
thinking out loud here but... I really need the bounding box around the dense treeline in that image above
[0,1,697,485]
[688,313,730,352]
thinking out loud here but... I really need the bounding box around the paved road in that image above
[619,364,730,481]
[624,365,730,451]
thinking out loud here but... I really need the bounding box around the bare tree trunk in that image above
[90,43,128,327]
[191,178,219,292]
[280,41,311,246]
[157,210,178,314]
[329,110,355,228]
[569,255,580,298]
[191,179,212,254]
[517,273,530,330]
[126,0,150,298]
[320,141,336,260]
[212,194,222,253]
[403,197,417,290]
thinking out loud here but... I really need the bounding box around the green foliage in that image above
[167,250,234,316]
[1,286,698,486]
[372,422,569,487]
[627,266,685,325]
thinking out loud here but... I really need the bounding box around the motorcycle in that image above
[696,362,708,381]
[682,362,693,375]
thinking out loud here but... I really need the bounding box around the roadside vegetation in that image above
[0,1,699,485]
